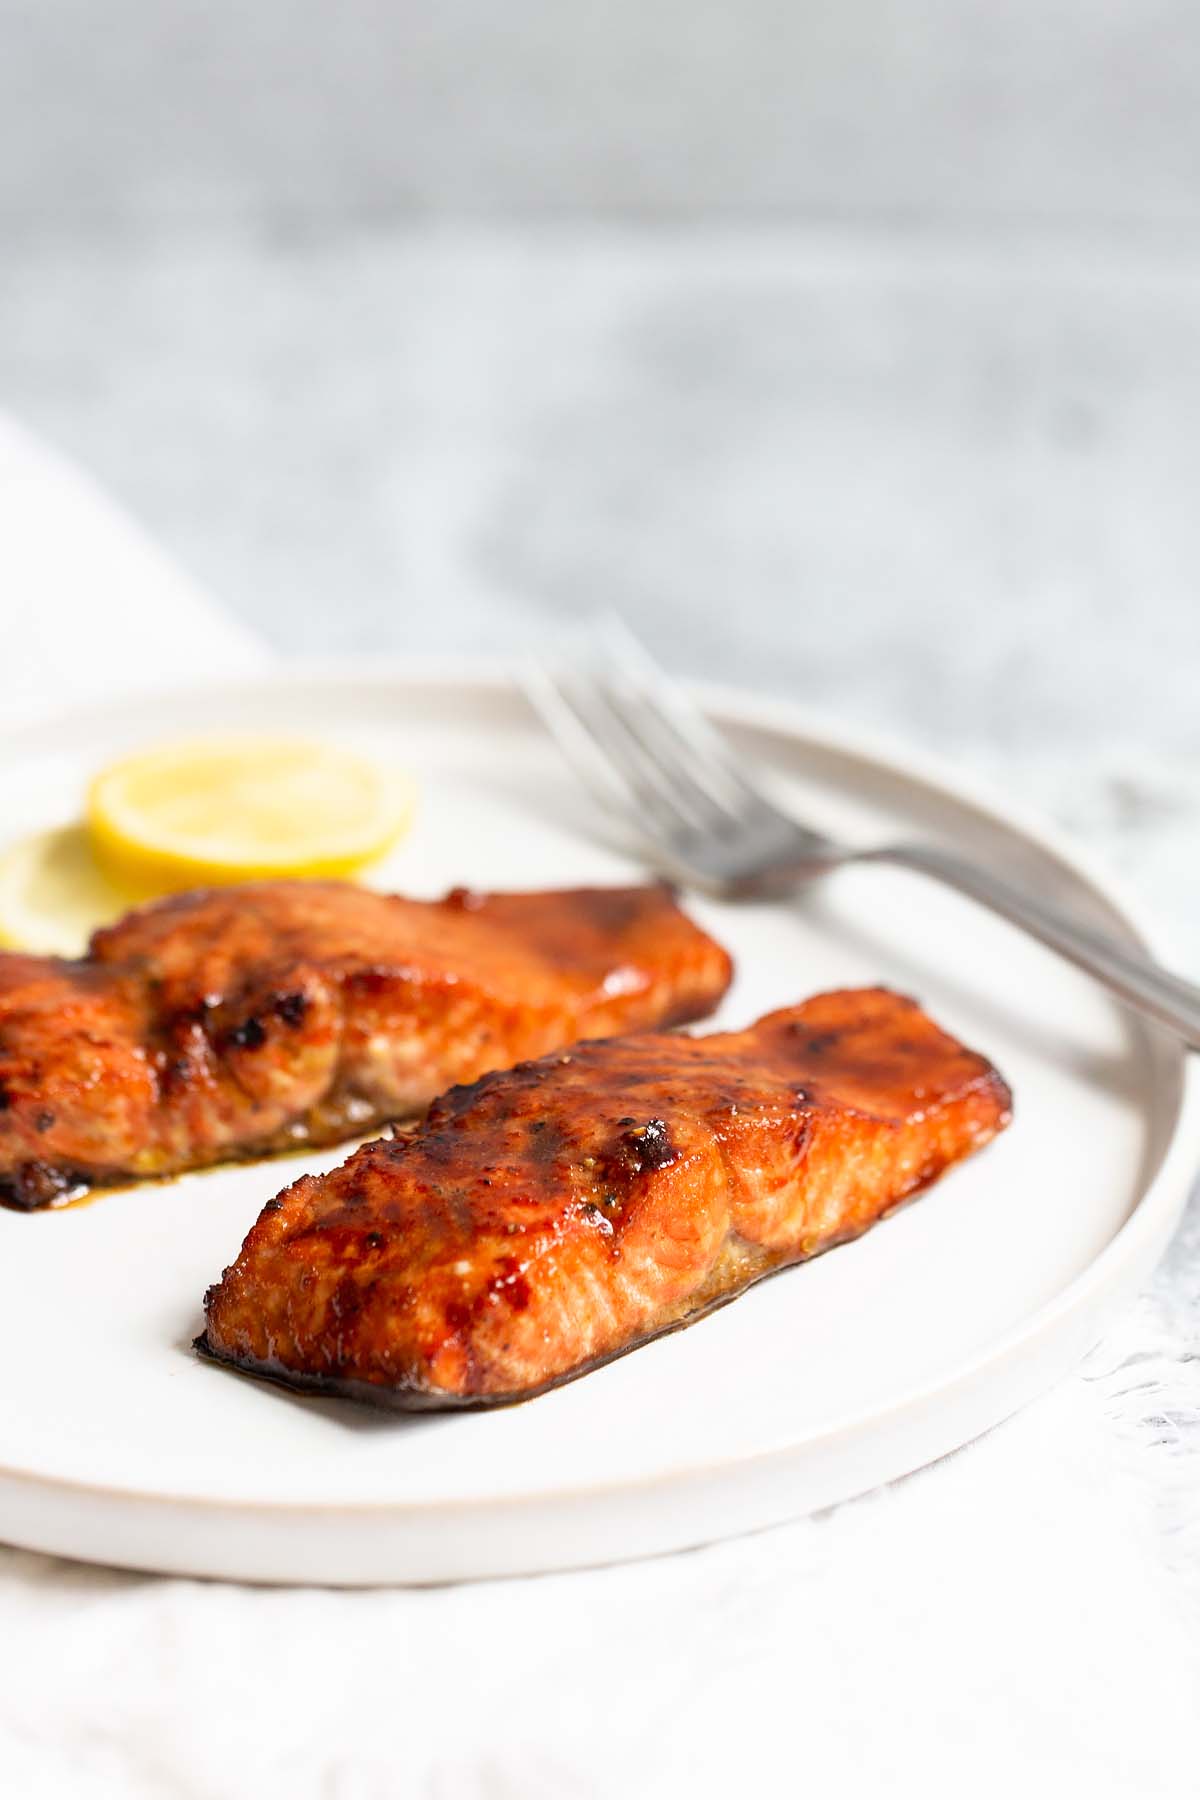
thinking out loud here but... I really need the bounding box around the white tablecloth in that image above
[0,419,1196,1800]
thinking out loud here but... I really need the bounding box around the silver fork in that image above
[525,622,1200,1049]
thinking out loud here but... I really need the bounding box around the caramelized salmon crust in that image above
[200,988,1012,1408]
[0,881,731,1208]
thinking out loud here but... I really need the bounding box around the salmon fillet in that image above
[199,988,1011,1407]
[0,881,731,1209]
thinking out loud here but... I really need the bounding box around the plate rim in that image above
[1,656,1196,1526]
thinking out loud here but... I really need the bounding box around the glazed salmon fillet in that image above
[0,881,731,1209]
[200,988,1011,1407]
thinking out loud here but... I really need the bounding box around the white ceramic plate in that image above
[0,664,1195,1585]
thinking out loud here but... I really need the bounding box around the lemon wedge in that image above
[0,823,133,957]
[86,737,415,896]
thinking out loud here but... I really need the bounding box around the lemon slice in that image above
[86,737,415,895]
[0,824,133,956]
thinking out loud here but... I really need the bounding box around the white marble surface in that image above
[1,228,1198,1796]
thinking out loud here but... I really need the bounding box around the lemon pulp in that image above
[86,736,414,896]
[0,824,132,957]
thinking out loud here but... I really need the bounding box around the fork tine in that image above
[595,671,754,835]
[526,663,700,841]
[526,620,832,892]
[555,669,716,835]
[519,662,641,820]
[594,615,787,817]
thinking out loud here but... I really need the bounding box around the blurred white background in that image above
[7,2,1200,227]
[5,4,1199,811]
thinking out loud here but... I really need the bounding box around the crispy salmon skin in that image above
[200,988,1012,1408]
[0,881,731,1209]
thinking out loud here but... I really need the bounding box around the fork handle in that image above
[866,842,1200,1050]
